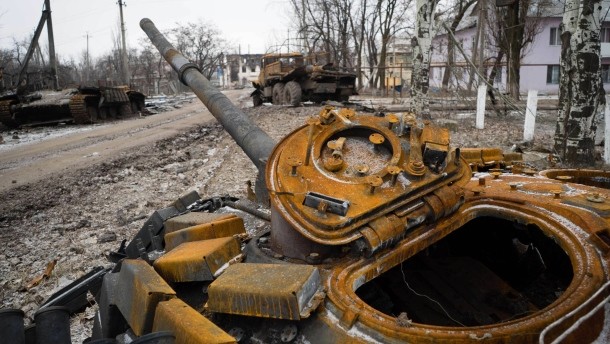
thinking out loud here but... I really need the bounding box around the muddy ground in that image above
[0,88,589,342]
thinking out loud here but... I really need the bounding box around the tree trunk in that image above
[554,0,605,164]
[378,37,388,89]
[467,3,483,92]
[504,0,523,100]
[442,38,455,89]
[508,37,521,100]
[442,0,477,90]
[410,0,438,119]
[355,0,367,89]
[487,50,504,106]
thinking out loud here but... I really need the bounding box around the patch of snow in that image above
[0,124,110,153]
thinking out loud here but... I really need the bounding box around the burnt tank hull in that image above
[0,86,145,127]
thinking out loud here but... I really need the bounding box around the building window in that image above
[549,27,560,45]
[241,65,246,73]
[495,67,502,83]
[601,28,610,43]
[547,65,560,84]
[602,65,610,83]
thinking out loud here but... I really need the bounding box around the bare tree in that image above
[488,0,551,100]
[348,0,369,88]
[554,0,605,164]
[136,38,168,94]
[441,0,477,90]
[288,0,353,64]
[331,0,353,68]
[375,0,403,89]
[170,20,227,80]
[0,46,21,89]
[365,6,381,87]
[289,0,412,90]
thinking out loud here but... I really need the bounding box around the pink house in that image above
[429,5,610,95]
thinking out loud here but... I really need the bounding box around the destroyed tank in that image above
[3,18,610,344]
[0,86,145,127]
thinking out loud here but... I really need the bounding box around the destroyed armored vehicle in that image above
[251,52,357,107]
[0,86,146,127]
[3,18,610,344]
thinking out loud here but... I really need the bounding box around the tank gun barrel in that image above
[140,18,275,171]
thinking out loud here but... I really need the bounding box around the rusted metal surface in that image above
[206,263,324,321]
[320,171,609,343]
[153,237,241,282]
[103,87,130,103]
[153,298,237,344]
[539,281,610,343]
[561,192,610,217]
[164,212,236,234]
[115,259,175,336]
[252,52,357,105]
[541,169,610,189]
[163,217,245,251]
[68,93,94,124]
[461,147,522,171]
[0,98,18,127]
[266,106,469,254]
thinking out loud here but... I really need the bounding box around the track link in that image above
[69,94,91,124]
[0,99,18,127]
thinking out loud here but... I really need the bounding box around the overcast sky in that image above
[0,0,291,61]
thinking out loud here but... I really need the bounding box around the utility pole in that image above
[44,0,59,89]
[118,0,130,85]
[17,5,49,91]
[84,32,91,85]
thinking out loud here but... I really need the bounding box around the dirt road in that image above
[0,99,215,193]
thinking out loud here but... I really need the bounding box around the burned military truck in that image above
[251,52,357,107]
[2,18,610,344]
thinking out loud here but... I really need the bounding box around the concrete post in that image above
[523,90,538,142]
[605,95,610,164]
[476,85,486,129]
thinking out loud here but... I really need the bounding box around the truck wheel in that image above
[272,83,285,105]
[252,93,263,107]
[283,81,302,106]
